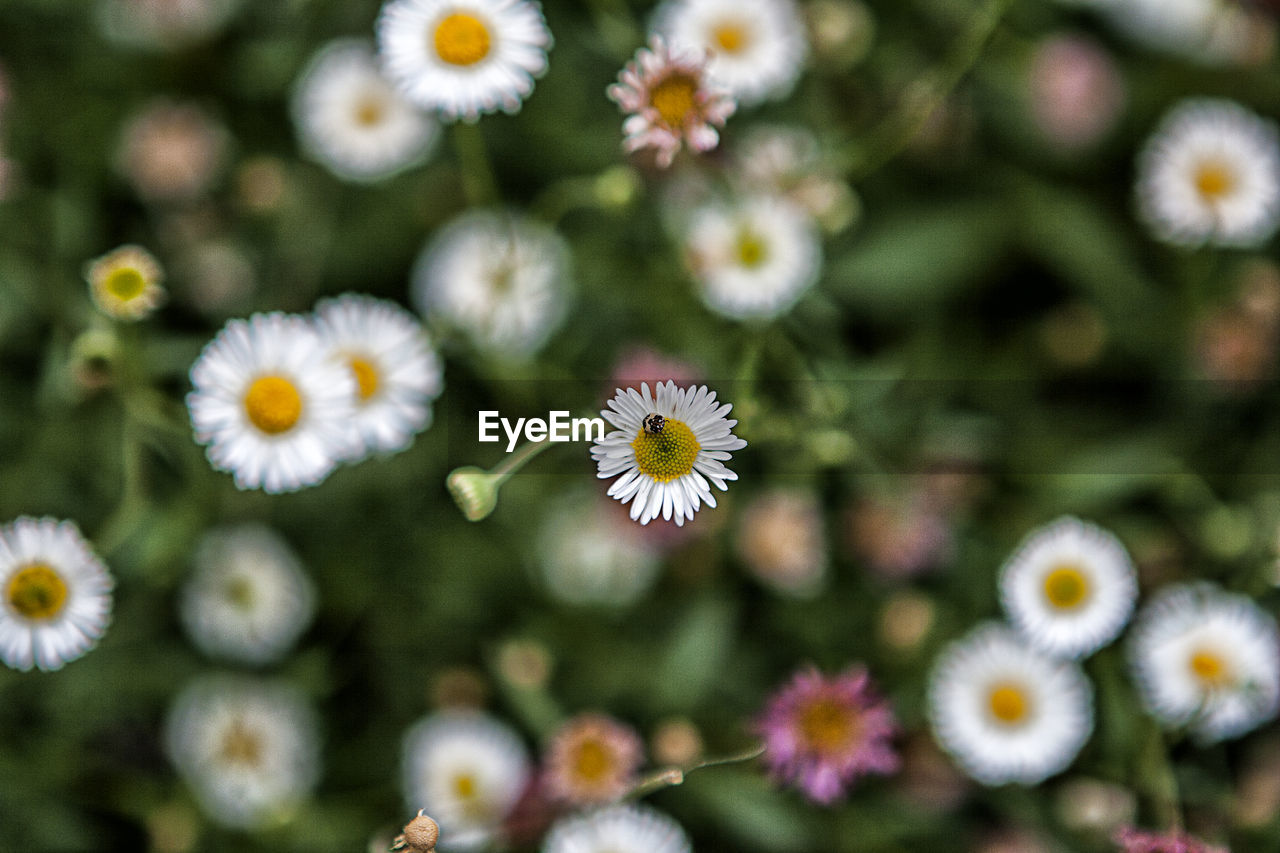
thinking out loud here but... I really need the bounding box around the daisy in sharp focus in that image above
[84,244,166,321]
[292,40,439,182]
[0,517,113,672]
[314,293,444,460]
[1127,582,1280,743]
[542,804,691,853]
[928,623,1094,786]
[376,0,552,121]
[1137,98,1280,248]
[999,516,1138,660]
[592,381,747,527]
[543,713,645,806]
[187,312,359,494]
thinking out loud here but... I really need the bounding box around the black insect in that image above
[642,413,665,435]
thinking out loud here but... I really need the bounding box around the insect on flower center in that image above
[711,20,750,54]
[571,738,614,782]
[349,356,380,401]
[433,12,492,67]
[219,720,263,768]
[650,74,698,129]
[631,417,700,482]
[243,375,303,435]
[987,683,1031,726]
[6,563,69,621]
[798,697,857,753]
[354,95,387,127]
[735,229,769,269]
[1043,564,1090,610]
[104,267,148,301]
[1194,161,1236,201]
[1189,647,1234,688]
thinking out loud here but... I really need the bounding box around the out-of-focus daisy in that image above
[999,517,1138,660]
[376,0,552,121]
[96,0,242,50]
[544,713,644,805]
[116,100,228,203]
[411,210,571,360]
[607,36,736,169]
[928,623,1094,786]
[165,676,320,829]
[0,517,113,673]
[84,244,166,321]
[1028,34,1126,151]
[731,124,859,233]
[846,490,955,581]
[314,294,444,459]
[292,40,440,182]
[1137,98,1280,248]
[537,491,662,607]
[755,665,899,804]
[683,194,821,320]
[179,524,316,666]
[542,804,691,853]
[1102,0,1270,66]
[735,488,827,598]
[402,711,531,851]
[1127,582,1280,743]
[187,312,358,494]
[592,381,747,527]
[654,0,808,105]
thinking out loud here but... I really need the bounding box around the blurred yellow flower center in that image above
[571,739,613,782]
[1189,647,1233,688]
[453,773,477,799]
[1194,162,1236,201]
[354,96,387,127]
[798,698,856,752]
[349,356,380,401]
[735,230,768,268]
[988,683,1030,725]
[1043,565,1090,610]
[224,575,255,609]
[219,720,263,768]
[103,266,148,301]
[632,417,700,482]
[651,74,697,129]
[6,563,68,621]
[244,375,303,435]
[712,20,749,54]
[434,13,491,66]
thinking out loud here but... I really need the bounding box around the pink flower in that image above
[543,712,645,805]
[1029,34,1125,151]
[1113,827,1229,853]
[754,665,899,805]
[607,36,736,169]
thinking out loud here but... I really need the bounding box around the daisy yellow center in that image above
[104,266,148,301]
[6,563,68,621]
[798,697,857,753]
[453,773,477,799]
[631,417,700,483]
[735,229,768,268]
[1194,161,1236,201]
[219,720,263,768]
[711,20,749,54]
[1043,564,1090,610]
[244,375,303,435]
[349,356,380,401]
[650,74,697,129]
[224,575,255,609]
[571,738,614,782]
[1188,647,1234,688]
[987,683,1030,726]
[354,96,387,127]
[433,12,491,67]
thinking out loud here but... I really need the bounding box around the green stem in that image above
[1139,722,1183,832]
[491,438,553,484]
[452,122,500,206]
[625,743,766,800]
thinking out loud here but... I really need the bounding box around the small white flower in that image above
[187,312,359,494]
[1101,0,1261,65]
[180,524,316,666]
[1127,583,1280,743]
[537,491,662,607]
[0,517,113,672]
[314,293,444,459]
[684,194,821,320]
[928,623,1094,786]
[999,517,1138,660]
[592,381,747,527]
[411,210,572,360]
[376,0,552,121]
[402,711,531,851]
[84,244,166,321]
[654,0,807,106]
[1137,98,1280,248]
[734,488,827,599]
[292,39,439,182]
[165,676,321,829]
[542,804,692,853]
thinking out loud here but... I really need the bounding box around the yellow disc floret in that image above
[988,683,1030,725]
[6,563,69,621]
[219,719,264,768]
[650,74,697,129]
[243,375,303,435]
[571,739,613,782]
[798,698,857,753]
[735,229,769,268]
[434,12,492,67]
[1188,647,1234,689]
[104,267,148,302]
[354,96,387,127]
[1043,564,1090,610]
[631,417,700,482]
[1194,161,1236,201]
[711,21,749,54]
[349,356,380,401]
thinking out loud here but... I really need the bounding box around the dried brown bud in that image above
[396,811,439,852]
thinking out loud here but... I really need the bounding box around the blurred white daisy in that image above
[0,517,113,673]
[180,524,316,666]
[84,244,166,321]
[314,293,444,459]
[411,210,571,360]
[592,381,747,527]
[165,676,320,829]
[1137,98,1280,248]
[928,623,1094,786]
[376,0,552,121]
[542,804,691,853]
[731,124,859,233]
[1127,583,1280,743]
[999,517,1138,660]
[402,711,531,851]
[292,40,440,182]
[96,0,242,50]
[187,312,359,494]
[654,0,808,105]
[1102,0,1265,65]
[537,491,662,607]
[734,488,827,599]
[683,194,822,320]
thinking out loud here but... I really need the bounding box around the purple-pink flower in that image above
[1114,827,1229,853]
[754,665,900,805]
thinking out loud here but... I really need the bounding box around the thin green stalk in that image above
[452,122,500,206]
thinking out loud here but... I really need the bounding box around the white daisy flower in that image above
[654,0,808,106]
[1127,583,1280,743]
[683,194,822,320]
[411,210,572,360]
[592,381,747,527]
[179,524,316,666]
[402,711,531,851]
[928,623,1094,786]
[376,0,553,121]
[187,312,359,494]
[84,244,166,321]
[165,676,321,830]
[537,491,662,607]
[292,39,440,183]
[1102,0,1262,65]
[542,804,692,853]
[0,517,113,672]
[999,517,1138,660]
[314,293,444,459]
[1136,98,1280,248]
